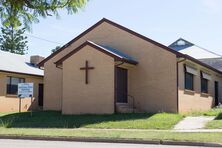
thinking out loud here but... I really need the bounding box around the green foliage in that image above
[0,111,183,129]
[0,26,28,55]
[0,0,88,30]
[51,46,61,53]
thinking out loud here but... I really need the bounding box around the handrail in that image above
[115,89,135,113]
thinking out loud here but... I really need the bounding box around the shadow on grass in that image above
[215,112,222,120]
[0,111,155,128]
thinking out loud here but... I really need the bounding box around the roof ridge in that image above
[171,38,194,46]
[0,50,27,56]
[193,44,222,57]
[199,57,222,60]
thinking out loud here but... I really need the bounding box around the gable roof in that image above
[55,41,138,65]
[169,38,194,51]
[0,50,43,77]
[39,18,222,75]
[169,38,222,59]
[39,18,183,67]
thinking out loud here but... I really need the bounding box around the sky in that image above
[25,0,222,57]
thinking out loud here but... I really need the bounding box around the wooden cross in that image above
[80,60,94,84]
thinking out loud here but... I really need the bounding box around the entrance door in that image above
[38,84,44,106]
[115,67,128,103]
[215,81,219,106]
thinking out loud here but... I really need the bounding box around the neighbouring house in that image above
[169,39,222,111]
[169,38,222,75]
[38,18,222,114]
[0,50,44,112]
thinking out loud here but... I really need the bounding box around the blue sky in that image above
[26,0,222,57]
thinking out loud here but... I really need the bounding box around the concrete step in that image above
[116,103,135,113]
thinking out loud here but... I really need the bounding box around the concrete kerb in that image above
[0,135,222,147]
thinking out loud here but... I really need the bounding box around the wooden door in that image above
[215,81,219,106]
[115,67,128,103]
[38,84,44,106]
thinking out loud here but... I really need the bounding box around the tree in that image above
[51,46,61,53]
[0,0,88,30]
[0,26,28,55]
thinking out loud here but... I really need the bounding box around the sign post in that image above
[18,95,21,113]
[31,96,33,117]
[18,83,34,116]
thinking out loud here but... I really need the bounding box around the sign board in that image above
[18,83,34,98]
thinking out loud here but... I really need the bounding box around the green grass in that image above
[184,108,222,129]
[205,109,222,129]
[0,111,183,129]
[206,120,222,129]
[1,111,222,143]
[186,108,222,116]
[0,128,222,144]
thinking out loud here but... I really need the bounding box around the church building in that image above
[39,18,222,114]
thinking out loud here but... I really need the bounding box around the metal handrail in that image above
[115,89,135,113]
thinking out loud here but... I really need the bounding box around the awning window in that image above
[201,71,211,80]
[184,65,198,75]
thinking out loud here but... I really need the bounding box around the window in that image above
[201,78,208,93]
[185,72,194,90]
[7,77,25,95]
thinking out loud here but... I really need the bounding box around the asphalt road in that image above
[0,139,210,148]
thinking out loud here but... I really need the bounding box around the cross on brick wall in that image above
[80,60,94,84]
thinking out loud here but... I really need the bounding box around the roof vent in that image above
[30,55,45,66]
[177,40,186,46]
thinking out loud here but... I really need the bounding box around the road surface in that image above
[0,139,209,148]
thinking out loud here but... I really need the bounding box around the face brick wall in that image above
[62,45,114,114]
[0,72,43,112]
[43,21,178,113]
[178,61,222,113]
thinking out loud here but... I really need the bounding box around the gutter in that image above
[0,70,44,77]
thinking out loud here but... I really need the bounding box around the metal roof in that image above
[199,58,222,72]
[0,50,43,76]
[88,41,138,64]
[169,38,221,59]
[169,38,194,51]
[55,41,138,66]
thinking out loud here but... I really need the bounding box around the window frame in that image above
[201,77,208,94]
[184,71,194,91]
[6,76,25,95]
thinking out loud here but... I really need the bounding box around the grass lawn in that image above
[0,111,183,130]
[205,108,222,129]
[0,128,222,144]
[184,108,222,129]
[1,111,222,143]
[186,108,222,116]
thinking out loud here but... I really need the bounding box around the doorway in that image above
[115,67,128,103]
[215,81,219,106]
[38,83,44,106]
